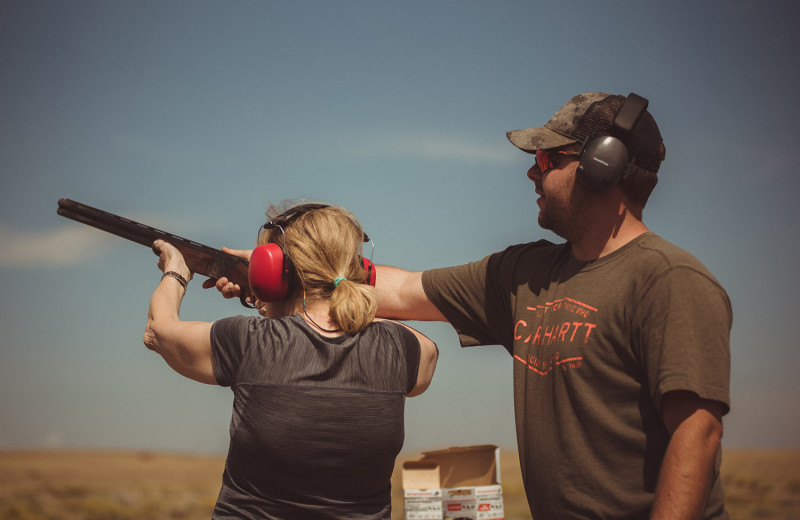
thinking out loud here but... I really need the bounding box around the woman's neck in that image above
[295,298,341,336]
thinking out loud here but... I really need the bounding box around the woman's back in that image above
[210,315,421,519]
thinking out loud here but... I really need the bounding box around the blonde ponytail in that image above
[329,278,378,335]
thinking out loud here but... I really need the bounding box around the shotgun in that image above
[57,198,253,307]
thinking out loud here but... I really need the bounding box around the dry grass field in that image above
[0,449,797,519]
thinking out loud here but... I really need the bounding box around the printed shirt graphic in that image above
[422,233,731,520]
[512,295,596,374]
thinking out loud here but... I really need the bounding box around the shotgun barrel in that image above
[57,198,253,306]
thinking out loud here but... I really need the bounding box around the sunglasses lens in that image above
[535,150,553,172]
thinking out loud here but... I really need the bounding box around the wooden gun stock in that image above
[57,198,253,306]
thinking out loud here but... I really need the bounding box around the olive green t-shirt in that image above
[422,232,731,520]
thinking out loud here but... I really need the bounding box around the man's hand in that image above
[201,247,252,299]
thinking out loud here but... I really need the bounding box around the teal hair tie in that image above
[333,277,347,288]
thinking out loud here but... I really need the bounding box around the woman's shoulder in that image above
[367,318,412,334]
[364,319,426,351]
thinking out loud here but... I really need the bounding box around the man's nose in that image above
[527,164,542,182]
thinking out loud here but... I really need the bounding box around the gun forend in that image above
[57,199,253,305]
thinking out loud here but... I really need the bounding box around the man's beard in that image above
[537,187,592,242]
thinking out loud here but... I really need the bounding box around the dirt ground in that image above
[0,449,797,519]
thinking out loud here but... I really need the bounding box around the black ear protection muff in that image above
[576,93,649,192]
[248,203,376,302]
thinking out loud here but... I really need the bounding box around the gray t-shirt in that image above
[210,314,420,519]
[422,232,731,520]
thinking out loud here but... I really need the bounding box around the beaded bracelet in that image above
[162,271,188,289]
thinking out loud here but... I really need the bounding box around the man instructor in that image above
[376,92,732,519]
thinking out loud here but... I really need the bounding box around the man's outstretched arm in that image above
[375,265,446,322]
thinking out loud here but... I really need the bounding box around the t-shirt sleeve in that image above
[210,315,256,387]
[371,321,422,395]
[421,250,519,350]
[636,267,732,414]
[397,325,421,394]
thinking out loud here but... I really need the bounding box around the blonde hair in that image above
[258,202,377,335]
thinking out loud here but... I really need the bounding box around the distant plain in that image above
[0,450,797,519]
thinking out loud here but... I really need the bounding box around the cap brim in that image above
[506,127,577,153]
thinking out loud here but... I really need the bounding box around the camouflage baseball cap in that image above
[506,92,665,172]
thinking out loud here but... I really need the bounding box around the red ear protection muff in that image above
[249,243,293,302]
[361,256,376,286]
[248,203,377,302]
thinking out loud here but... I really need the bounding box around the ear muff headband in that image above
[577,93,649,192]
[263,203,331,232]
[262,203,370,242]
[249,204,375,302]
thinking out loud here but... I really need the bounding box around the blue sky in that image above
[1,0,798,454]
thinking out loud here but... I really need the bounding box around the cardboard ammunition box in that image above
[402,445,504,520]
